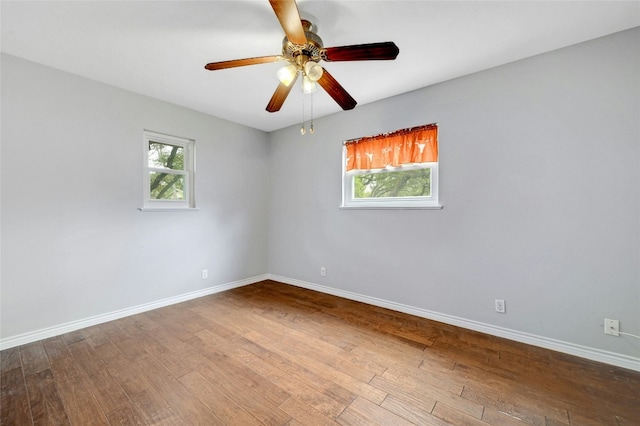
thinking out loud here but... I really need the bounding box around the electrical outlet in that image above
[201,269,208,280]
[320,267,326,277]
[495,298,506,313]
[604,318,619,336]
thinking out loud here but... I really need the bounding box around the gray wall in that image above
[1,54,270,339]
[268,28,640,360]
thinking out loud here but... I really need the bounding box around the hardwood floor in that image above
[2,280,639,425]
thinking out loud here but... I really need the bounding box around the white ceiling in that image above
[2,1,639,132]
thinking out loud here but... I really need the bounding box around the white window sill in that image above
[138,207,200,212]
[340,204,443,210]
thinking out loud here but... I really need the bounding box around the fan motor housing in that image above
[282,20,324,63]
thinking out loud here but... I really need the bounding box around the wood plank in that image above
[143,304,205,341]
[544,416,570,426]
[42,336,81,382]
[24,369,70,425]
[188,331,291,407]
[56,374,108,425]
[179,371,263,425]
[197,363,292,425]
[81,324,112,348]
[458,364,570,425]
[113,336,150,362]
[461,384,546,426]
[228,336,350,419]
[382,362,464,396]
[146,406,183,425]
[98,320,132,344]
[567,410,615,426]
[66,339,131,414]
[431,400,488,425]
[487,348,633,419]
[86,367,131,416]
[279,396,341,426]
[133,357,224,425]
[242,328,356,405]
[115,315,158,340]
[60,330,86,346]
[1,347,22,373]
[20,341,50,376]
[104,401,148,425]
[137,327,196,378]
[67,339,106,375]
[481,405,533,426]
[337,396,414,426]
[1,366,33,425]
[371,374,484,419]
[93,342,171,421]
[380,394,440,425]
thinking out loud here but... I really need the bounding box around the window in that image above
[142,130,195,210]
[341,124,441,209]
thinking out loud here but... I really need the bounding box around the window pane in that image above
[149,172,185,200]
[354,168,431,198]
[148,142,184,170]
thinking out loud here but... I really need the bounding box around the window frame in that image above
[340,124,442,210]
[142,130,196,211]
[341,156,440,209]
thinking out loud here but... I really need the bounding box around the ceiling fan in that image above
[204,0,399,113]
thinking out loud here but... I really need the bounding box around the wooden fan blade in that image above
[205,55,281,71]
[323,42,399,62]
[317,68,357,110]
[269,0,307,45]
[266,73,299,112]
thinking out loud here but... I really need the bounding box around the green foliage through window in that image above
[148,142,185,200]
[354,168,431,198]
[148,142,184,170]
[149,172,185,200]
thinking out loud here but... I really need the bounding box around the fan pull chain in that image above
[309,92,314,134]
[300,76,306,135]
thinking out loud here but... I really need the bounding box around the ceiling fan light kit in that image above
[304,61,323,82]
[204,0,399,132]
[277,64,298,86]
[302,76,317,94]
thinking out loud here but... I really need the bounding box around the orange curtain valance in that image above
[344,124,438,172]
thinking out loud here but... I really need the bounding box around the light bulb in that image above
[302,76,317,94]
[304,61,323,82]
[277,64,297,87]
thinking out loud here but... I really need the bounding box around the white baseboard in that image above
[268,274,640,372]
[0,274,268,351]
[3,273,638,372]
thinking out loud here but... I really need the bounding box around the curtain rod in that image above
[343,122,438,145]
